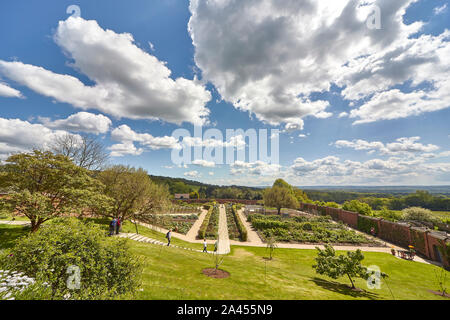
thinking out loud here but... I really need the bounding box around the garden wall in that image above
[299,202,449,266]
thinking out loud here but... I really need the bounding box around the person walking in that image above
[203,239,208,253]
[109,218,117,236]
[166,229,172,246]
[116,218,121,235]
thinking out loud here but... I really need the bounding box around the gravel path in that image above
[217,204,231,254]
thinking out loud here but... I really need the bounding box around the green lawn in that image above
[1,223,448,300]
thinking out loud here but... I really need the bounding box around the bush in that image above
[402,207,440,224]
[0,218,142,300]
[232,205,247,241]
[197,207,213,239]
[342,200,373,216]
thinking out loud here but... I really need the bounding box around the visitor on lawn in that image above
[203,239,208,253]
[116,218,121,235]
[214,240,218,252]
[166,229,172,246]
[109,218,117,236]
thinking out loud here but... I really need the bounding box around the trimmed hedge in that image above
[197,206,213,239]
[232,205,248,241]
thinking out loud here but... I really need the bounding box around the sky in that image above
[0,0,449,187]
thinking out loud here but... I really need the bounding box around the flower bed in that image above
[248,214,379,245]
[145,214,198,235]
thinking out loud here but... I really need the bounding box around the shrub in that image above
[342,200,373,216]
[197,206,213,239]
[232,205,247,241]
[0,218,142,300]
[402,207,440,224]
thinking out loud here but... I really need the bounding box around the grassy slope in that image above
[1,223,448,300]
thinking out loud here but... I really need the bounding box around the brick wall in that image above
[299,202,449,265]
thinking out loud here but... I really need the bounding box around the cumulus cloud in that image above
[38,112,112,134]
[109,124,180,156]
[108,142,143,157]
[0,118,77,159]
[184,170,201,178]
[0,82,22,98]
[192,159,216,167]
[230,160,281,176]
[289,154,447,185]
[334,136,439,155]
[189,0,450,127]
[0,17,211,125]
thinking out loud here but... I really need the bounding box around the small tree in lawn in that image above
[96,165,170,227]
[266,234,277,260]
[0,150,108,232]
[313,244,387,290]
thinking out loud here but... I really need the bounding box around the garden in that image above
[247,213,380,246]
[197,205,220,240]
[142,214,198,235]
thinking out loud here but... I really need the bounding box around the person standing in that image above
[203,239,208,253]
[116,218,121,235]
[166,229,172,246]
[109,218,117,236]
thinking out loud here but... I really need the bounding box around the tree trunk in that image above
[347,274,355,289]
[30,220,41,233]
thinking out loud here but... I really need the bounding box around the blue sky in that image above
[0,0,449,186]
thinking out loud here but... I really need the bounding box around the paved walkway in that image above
[231,208,263,245]
[0,220,30,226]
[217,204,230,254]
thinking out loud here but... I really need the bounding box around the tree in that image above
[342,200,373,216]
[97,165,170,223]
[0,150,107,232]
[313,244,387,290]
[51,133,109,171]
[402,207,440,225]
[189,190,200,199]
[264,180,299,214]
[266,234,278,260]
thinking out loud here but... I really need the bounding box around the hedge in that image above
[232,205,248,241]
[197,206,213,239]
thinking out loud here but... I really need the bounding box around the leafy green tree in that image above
[0,150,107,232]
[0,218,142,300]
[402,207,440,224]
[342,200,373,216]
[264,186,299,214]
[313,244,387,289]
[97,165,170,223]
[189,190,200,199]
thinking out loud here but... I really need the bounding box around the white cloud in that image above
[192,159,216,168]
[230,160,281,176]
[434,4,447,15]
[189,0,450,126]
[182,135,246,149]
[338,112,349,118]
[289,154,448,185]
[334,137,440,155]
[111,125,180,150]
[208,171,215,176]
[39,112,112,134]
[0,17,211,125]
[108,142,143,157]
[0,82,22,98]
[0,118,76,159]
[184,170,201,178]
